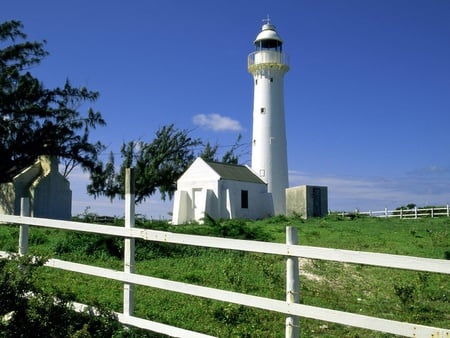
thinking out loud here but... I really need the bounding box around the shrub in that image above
[0,255,125,337]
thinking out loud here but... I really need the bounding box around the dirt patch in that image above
[299,258,323,282]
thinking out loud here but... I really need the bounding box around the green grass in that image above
[1,215,449,337]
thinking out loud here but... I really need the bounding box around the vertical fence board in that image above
[286,227,299,338]
[124,168,135,316]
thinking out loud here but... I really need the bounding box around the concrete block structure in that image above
[0,155,72,220]
[286,185,328,219]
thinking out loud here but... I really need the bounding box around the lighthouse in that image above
[248,19,289,215]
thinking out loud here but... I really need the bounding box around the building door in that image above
[312,187,321,217]
[193,188,203,221]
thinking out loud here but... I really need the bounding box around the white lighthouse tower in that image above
[248,19,289,215]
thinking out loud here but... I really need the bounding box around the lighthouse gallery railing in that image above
[248,50,290,69]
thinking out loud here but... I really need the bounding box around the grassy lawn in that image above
[1,215,449,337]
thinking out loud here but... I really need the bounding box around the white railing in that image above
[0,172,449,337]
[248,50,290,69]
[336,205,450,219]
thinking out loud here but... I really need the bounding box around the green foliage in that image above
[202,216,272,240]
[53,232,123,260]
[264,214,290,223]
[406,203,417,209]
[0,225,18,252]
[0,20,105,181]
[393,282,416,311]
[0,255,129,337]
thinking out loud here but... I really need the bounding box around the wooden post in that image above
[286,226,299,338]
[19,197,30,255]
[124,168,135,316]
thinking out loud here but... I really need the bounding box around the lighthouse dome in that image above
[254,23,283,42]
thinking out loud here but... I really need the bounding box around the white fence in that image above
[2,215,449,337]
[337,205,450,219]
[0,171,449,337]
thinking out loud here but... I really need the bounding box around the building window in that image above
[241,190,248,209]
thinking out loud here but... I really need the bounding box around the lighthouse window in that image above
[260,107,266,113]
[241,190,249,209]
[270,78,273,82]
[255,79,258,85]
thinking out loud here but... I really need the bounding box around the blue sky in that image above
[3,0,450,218]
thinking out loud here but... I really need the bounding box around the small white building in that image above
[171,158,273,224]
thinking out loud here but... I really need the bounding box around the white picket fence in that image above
[337,205,450,219]
[0,171,449,337]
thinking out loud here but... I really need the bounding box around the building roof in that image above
[206,161,266,184]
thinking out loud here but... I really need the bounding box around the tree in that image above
[88,124,201,203]
[0,20,105,182]
[88,125,245,204]
[406,203,416,210]
[198,134,243,165]
[197,141,220,163]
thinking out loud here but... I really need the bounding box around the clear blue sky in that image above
[3,0,450,218]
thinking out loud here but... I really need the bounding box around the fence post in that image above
[18,197,30,255]
[414,206,418,219]
[124,168,135,316]
[286,226,299,338]
[384,207,388,218]
[447,204,449,218]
